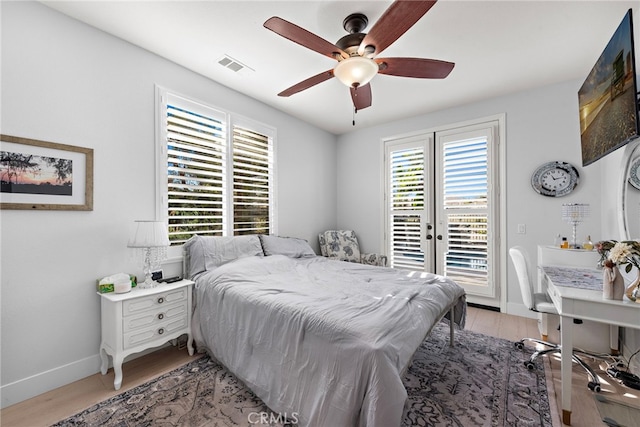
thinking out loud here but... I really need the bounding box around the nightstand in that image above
[98,279,195,390]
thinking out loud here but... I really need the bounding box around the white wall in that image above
[336,80,604,313]
[0,2,337,407]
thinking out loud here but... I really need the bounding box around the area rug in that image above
[52,322,556,427]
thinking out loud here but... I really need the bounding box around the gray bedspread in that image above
[192,255,466,427]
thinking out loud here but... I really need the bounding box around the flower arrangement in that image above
[595,240,640,272]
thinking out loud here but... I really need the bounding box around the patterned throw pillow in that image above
[323,230,361,263]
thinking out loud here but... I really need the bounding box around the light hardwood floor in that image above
[2,306,637,426]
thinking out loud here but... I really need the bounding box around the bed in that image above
[185,234,466,427]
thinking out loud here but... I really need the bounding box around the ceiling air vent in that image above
[217,55,254,76]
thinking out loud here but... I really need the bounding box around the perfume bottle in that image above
[582,235,594,250]
[561,237,569,249]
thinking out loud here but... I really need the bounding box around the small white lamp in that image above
[127,220,170,288]
[561,203,590,249]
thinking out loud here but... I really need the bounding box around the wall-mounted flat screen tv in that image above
[579,9,639,167]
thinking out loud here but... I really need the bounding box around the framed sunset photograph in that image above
[0,135,93,210]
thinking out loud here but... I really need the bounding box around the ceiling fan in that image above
[263,0,454,113]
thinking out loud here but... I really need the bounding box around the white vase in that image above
[603,265,624,300]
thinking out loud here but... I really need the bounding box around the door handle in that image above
[437,235,443,240]
[426,234,433,240]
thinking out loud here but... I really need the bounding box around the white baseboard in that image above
[505,302,537,319]
[1,343,173,409]
[1,354,101,409]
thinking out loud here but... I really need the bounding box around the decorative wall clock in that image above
[531,161,579,197]
[628,157,640,190]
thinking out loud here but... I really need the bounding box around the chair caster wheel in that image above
[514,342,524,350]
[588,382,601,392]
[525,361,536,370]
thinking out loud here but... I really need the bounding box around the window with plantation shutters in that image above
[165,100,227,244]
[438,135,489,288]
[388,144,428,271]
[158,89,275,245]
[232,125,272,235]
[435,123,498,302]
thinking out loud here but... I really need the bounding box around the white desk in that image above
[537,246,612,354]
[540,265,640,426]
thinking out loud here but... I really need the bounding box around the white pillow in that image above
[259,235,316,258]
[183,235,263,277]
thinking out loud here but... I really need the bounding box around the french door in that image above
[386,134,434,272]
[384,119,500,305]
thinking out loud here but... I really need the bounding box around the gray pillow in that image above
[183,235,263,278]
[259,235,316,258]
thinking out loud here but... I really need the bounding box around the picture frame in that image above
[0,134,94,210]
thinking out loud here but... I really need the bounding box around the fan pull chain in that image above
[352,107,357,126]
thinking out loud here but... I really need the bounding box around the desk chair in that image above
[509,246,601,392]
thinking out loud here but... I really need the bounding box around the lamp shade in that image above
[333,56,379,88]
[561,203,590,222]
[127,220,170,248]
[561,203,589,249]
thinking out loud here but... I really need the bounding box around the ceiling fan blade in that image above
[264,17,348,60]
[350,83,372,112]
[358,1,437,56]
[278,69,335,97]
[376,57,454,79]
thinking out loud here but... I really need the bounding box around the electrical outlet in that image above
[517,224,526,234]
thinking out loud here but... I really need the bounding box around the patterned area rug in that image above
[53,322,556,427]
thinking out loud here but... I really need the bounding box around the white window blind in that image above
[160,90,274,245]
[389,146,426,270]
[441,137,488,286]
[232,125,272,235]
[390,147,425,210]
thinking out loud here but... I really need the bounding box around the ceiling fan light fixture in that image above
[333,56,378,88]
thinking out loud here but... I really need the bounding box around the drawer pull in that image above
[157,297,164,304]
[158,328,165,335]
[158,313,164,320]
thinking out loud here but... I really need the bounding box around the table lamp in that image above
[561,203,590,249]
[127,220,170,288]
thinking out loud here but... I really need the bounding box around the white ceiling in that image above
[41,0,638,135]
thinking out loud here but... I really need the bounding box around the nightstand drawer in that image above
[123,300,188,333]
[122,287,188,317]
[123,316,188,350]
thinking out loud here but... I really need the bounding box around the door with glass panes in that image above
[385,121,499,306]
